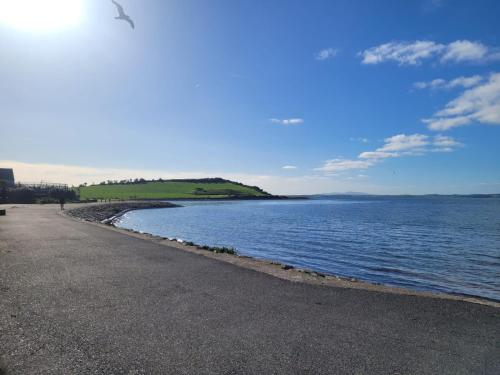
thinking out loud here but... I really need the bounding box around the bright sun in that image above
[0,0,83,31]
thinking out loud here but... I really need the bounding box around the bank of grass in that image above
[77,179,270,200]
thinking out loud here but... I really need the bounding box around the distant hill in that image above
[310,193,500,198]
[311,192,371,197]
[77,178,272,200]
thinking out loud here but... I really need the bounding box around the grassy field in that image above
[77,179,270,200]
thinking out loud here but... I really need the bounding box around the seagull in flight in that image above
[111,0,134,29]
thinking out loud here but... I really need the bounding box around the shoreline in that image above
[64,202,500,308]
[65,201,181,223]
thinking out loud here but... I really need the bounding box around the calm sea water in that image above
[115,197,500,301]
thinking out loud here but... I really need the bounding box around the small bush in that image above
[211,246,237,255]
[195,244,237,255]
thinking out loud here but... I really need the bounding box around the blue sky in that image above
[1,0,499,194]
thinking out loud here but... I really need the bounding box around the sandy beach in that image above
[1,203,499,374]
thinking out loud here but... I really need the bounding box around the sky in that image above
[1,0,500,195]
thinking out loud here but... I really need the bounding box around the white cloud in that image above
[315,133,462,175]
[414,79,446,90]
[377,134,430,153]
[414,75,483,90]
[441,40,488,63]
[359,41,445,65]
[358,151,397,159]
[314,159,374,173]
[433,135,463,148]
[316,48,339,61]
[360,40,500,66]
[423,72,500,130]
[448,75,485,88]
[269,118,304,126]
[423,116,470,130]
[360,134,461,159]
[282,165,297,170]
[431,135,464,152]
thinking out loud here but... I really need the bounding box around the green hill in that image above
[77,178,271,200]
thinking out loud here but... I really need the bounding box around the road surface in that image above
[1,205,499,374]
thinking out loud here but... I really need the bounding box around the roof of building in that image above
[0,168,15,184]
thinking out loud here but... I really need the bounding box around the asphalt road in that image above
[1,205,499,374]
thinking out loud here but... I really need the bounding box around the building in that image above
[0,168,15,187]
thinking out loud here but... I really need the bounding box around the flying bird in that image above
[111,0,134,29]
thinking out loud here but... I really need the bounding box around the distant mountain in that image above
[308,193,500,198]
[311,192,372,197]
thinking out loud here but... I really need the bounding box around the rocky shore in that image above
[66,201,180,223]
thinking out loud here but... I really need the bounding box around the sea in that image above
[115,196,500,301]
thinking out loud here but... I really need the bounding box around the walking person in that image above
[59,197,65,210]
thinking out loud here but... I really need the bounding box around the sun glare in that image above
[0,0,83,32]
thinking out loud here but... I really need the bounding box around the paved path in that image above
[0,205,499,374]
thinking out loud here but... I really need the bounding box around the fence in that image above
[17,182,69,190]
